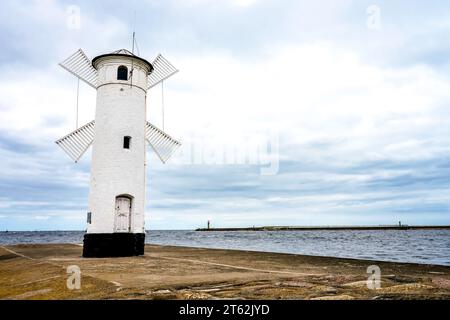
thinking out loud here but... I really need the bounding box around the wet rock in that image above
[378,283,434,294]
[152,289,171,294]
[276,281,314,288]
[311,294,355,300]
[342,280,368,288]
[178,290,212,299]
[313,285,338,294]
[9,288,53,300]
[432,277,450,289]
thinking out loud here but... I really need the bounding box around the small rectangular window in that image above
[87,212,91,224]
[123,136,131,149]
[117,66,128,81]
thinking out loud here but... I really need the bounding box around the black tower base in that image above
[82,233,145,258]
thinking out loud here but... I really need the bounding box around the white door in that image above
[114,197,131,233]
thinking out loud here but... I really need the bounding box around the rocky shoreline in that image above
[0,244,449,300]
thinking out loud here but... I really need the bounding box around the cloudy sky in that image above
[1,0,450,230]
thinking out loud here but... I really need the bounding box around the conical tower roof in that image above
[111,49,135,55]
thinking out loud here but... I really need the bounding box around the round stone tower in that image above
[83,49,153,257]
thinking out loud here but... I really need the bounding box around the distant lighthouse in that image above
[56,48,180,257]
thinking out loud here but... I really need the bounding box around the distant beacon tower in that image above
[56,49,181,257]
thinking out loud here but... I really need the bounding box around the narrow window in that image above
[123,136,131,149]
[117,66,128,81]
[87,212,91,224]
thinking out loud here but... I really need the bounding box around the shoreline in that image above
[1,242,449,267]
[1,244,449,300]
[148,244,450,267]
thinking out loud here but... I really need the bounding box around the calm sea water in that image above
[0,230,449,266]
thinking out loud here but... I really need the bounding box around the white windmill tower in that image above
[56,48,180,257]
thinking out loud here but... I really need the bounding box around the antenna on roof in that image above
[130,11,136,88]
[131,12,136,55]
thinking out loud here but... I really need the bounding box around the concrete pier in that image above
[196,225,450,231]
[0,244,449,300]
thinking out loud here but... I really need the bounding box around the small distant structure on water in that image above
[55,44,181,257]
[196,223,450,232]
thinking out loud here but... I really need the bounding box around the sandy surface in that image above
[0,244,449,300]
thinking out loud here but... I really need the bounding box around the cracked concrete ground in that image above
[0,244,449,300]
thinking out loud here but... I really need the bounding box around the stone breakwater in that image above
[0,244,449,300]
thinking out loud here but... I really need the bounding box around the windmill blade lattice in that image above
[147,54,179,89]
[146,122,181,163]
[55,120,95,162]
[59,49,98,89]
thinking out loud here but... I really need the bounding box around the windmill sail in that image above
[56,120,180,163]
[146,122,181,163]
[59,49,98,89]
[56,121,95,162]
[147,54,179,89]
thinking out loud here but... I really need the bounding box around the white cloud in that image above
[2,0,450,229]
[160,42,450,167]
[232,0,259,7]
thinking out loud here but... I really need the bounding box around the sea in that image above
[0,229,449,266]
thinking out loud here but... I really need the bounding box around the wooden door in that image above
[114,197,131,233]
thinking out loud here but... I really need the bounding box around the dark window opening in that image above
[123,136,131,149]
[117,66,128,81]
[87,212,91,224]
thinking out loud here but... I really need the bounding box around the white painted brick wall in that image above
[87,56,150,234]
